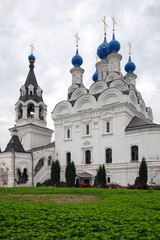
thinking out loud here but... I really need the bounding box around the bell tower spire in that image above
[11,46,53,151]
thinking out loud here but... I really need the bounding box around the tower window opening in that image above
[106,148,112,163]
[131,145,138,161]
[39,105,44,120]
[27,103,35,118]
[18,104,23,119]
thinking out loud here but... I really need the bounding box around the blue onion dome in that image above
[92,68,98,82]
[72,49,83,67]
[108,32,120,54]
[97,36,110,60]
[125,55,136,74]
[28,53,36,62]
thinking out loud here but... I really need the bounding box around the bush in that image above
[139,157,148,189]
[51,160,60,186]
[97,165,106,188]
[65,161,76,187]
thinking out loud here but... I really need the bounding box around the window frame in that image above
[131,145,138,161]
[106,148,112,163]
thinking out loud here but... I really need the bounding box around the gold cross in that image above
[74,33,80,49]
[111,16,116,32]
[95,54,98,63]
[128,41,132,55]
[30,43,35,54]
[102,16,108,36]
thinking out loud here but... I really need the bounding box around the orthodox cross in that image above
[30,43,35,54]
[74,33,80,49]
[111,16,116,32]
[128,41,132,56]
[95,54,98,63]
[102,16,107,36]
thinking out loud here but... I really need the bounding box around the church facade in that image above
[0,21,160,187]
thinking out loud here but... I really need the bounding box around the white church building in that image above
[0,20,160,187]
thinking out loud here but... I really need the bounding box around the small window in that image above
[106,122,110,133]
[66,152,71,164]
[85,150,91,164]
[86,125,89,135]
[48,156,52,166]
[131,146,138,161]
[67,129,70,139]
[106,148,112,163]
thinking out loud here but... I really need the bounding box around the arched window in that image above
[18,104,23,119]
[66,152,71,164]
[131,146,138,161]
[17,168,28,184]
[106,148,112,163]
[85,150,91,164]
[48,156,52,166]
[27,103,35,118]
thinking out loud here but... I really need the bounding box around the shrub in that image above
[51,160,60,186]
[97,165,106,188]
[65,161,76,187]
[139,157,148,189]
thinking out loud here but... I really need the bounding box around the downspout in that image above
[31,151,34,186]
[11,149,16,187]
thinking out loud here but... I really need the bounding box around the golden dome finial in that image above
[74,33,80,49]
[102,16,108,37]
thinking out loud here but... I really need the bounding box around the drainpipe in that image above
[11,149,16,187]
[31,151,34,186]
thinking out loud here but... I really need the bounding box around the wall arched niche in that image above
[70,87,87,101]
[52,101,72,118]
[146,107,153,121]
[89,81,107,95]
[105,72,119,82]
[74,95,96,112]
[129,90,138,108]
[98,88,123,107]
[110,80,128,91]
[139,100,146,115]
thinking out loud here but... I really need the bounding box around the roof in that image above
[19,61,43,103]
[4,135,25,153]
[27,141,55,152]
[125,116,160,131]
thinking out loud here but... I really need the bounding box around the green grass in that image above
[0,187,160,239]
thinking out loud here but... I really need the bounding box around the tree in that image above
[97,165,106,188]
[65,161,76,187]
[139,157,148,189]
[51,160,60,186]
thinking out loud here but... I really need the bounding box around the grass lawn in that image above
[0,187,160,239]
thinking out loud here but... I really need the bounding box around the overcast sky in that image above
[0,0,160,150]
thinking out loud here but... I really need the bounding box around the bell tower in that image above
[10,45,53,151]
